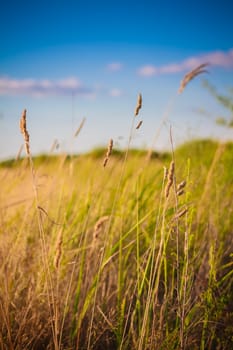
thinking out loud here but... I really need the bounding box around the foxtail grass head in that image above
[164,161,175,198]
[134,93,142,116]
[178,63,209,93]
[103,139,113,167]
[20,109,30,155]
[93,216,109,240]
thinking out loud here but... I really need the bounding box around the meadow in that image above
[0,68,233,349]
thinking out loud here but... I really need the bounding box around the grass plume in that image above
[103,138,113,167]
[134,93,142,116]
[164,160,175,198]
[19,109,30,155]
[178,63,209,93]
[136,120,143,129]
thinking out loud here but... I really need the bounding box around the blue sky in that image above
[1,0,233,159]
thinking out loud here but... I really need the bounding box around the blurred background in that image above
[0,0,233,160]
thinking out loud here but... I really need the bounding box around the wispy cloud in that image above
[0,76,94,97]
[108,88,123,97]
[138,49,233,77]
[107,62,123,72]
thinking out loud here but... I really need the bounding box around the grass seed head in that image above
[136,120,143,130]
[163,166,168,180]
[168,161,175,181]
[134,93,142,116]
[173,208,188,220]
[20,109,30,155]
[93,216,109,239]
[165,161,175,198]
[177,189,185,196]
[178,63,209,93]
[176,180,186,196]
[103,139,113,167]
[177,180,186,191]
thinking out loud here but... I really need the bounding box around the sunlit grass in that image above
[0,139,233,349]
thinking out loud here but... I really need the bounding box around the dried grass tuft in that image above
[15,144,24,161]
[178,63,209,93]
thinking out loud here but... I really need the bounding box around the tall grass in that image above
[0,67,233,349]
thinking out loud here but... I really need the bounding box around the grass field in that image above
[0,133,233,349]
[1,69,233,349]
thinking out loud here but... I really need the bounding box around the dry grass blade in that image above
[15,144,24,161]
[74,117,86,138]
[54,229,63,269]
[50,139,59,153]
[134,93,142,116]
[173,208,188,220]
[178,63,209,93]
[37,206,63,226]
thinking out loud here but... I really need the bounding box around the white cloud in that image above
[138,49,233,77]
[0,76,94,97]
[109,88,123,97]
[107,62,123,72]
[138,65,158,77]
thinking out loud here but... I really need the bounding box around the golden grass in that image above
[1,66,233,349]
